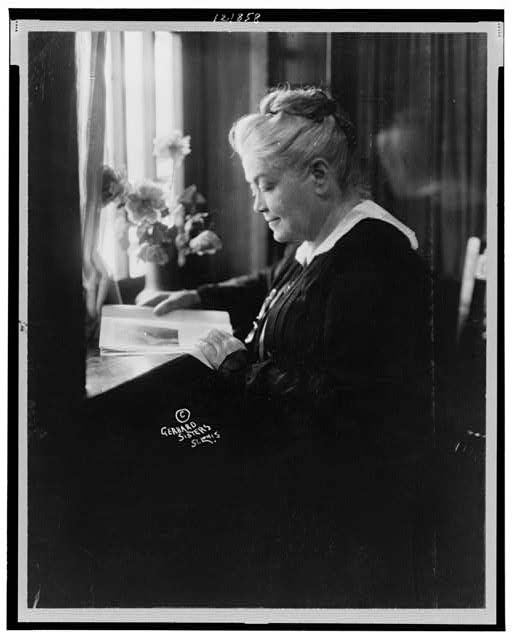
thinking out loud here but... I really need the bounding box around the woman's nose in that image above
[253,190,267,214]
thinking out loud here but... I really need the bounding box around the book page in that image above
[99,305,232,357]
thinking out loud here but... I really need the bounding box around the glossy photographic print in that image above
[10,9,504,629]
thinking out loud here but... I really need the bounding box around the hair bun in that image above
[318,99,337,118]
[318,97,357,152]
[265,88,357,151]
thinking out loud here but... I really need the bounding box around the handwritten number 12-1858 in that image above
[213,12,261,22]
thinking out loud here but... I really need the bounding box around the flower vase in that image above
[144,260,164,292]
[138,243,177,304]
[135,260,167,306]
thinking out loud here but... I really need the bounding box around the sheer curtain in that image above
[76,31,112,322]
[77,29,184,305]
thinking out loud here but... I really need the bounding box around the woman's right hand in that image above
[137,289,201,315]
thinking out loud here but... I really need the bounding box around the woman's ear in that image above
[310,158,331,194]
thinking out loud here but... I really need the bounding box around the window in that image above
[99,31,184,279]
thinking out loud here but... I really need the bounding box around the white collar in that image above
[295,199,418,266]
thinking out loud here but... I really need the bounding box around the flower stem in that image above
[169,160,176,197]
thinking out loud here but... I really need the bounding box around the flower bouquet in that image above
[101,131,222,274]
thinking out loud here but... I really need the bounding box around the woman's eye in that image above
[260,183,274,192]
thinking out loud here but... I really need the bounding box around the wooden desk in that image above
[84,347,214,429]
[86,351,183,398]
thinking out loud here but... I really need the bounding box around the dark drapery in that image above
[182,33,270,282]
[28,32,85,431]
[27,32,85,606]
[430,34,487,278]
[332,32,487,281]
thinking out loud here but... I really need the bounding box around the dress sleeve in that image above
[197,271,271,340]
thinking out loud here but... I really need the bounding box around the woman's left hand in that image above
[196,329,247,370]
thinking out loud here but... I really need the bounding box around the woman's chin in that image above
[272,231,287,243]
[271,225,290,243]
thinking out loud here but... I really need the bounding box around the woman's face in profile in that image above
[241,153,320,244]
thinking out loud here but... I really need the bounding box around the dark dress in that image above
[190,218,436,607]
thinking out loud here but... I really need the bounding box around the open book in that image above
[99,305,232,368]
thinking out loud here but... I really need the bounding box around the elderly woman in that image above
[144,87,431,457]
[142,87,434,606]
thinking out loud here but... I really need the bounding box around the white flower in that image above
[188,230,222,255]
[125,180,166,224]
[153,132,191,166]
